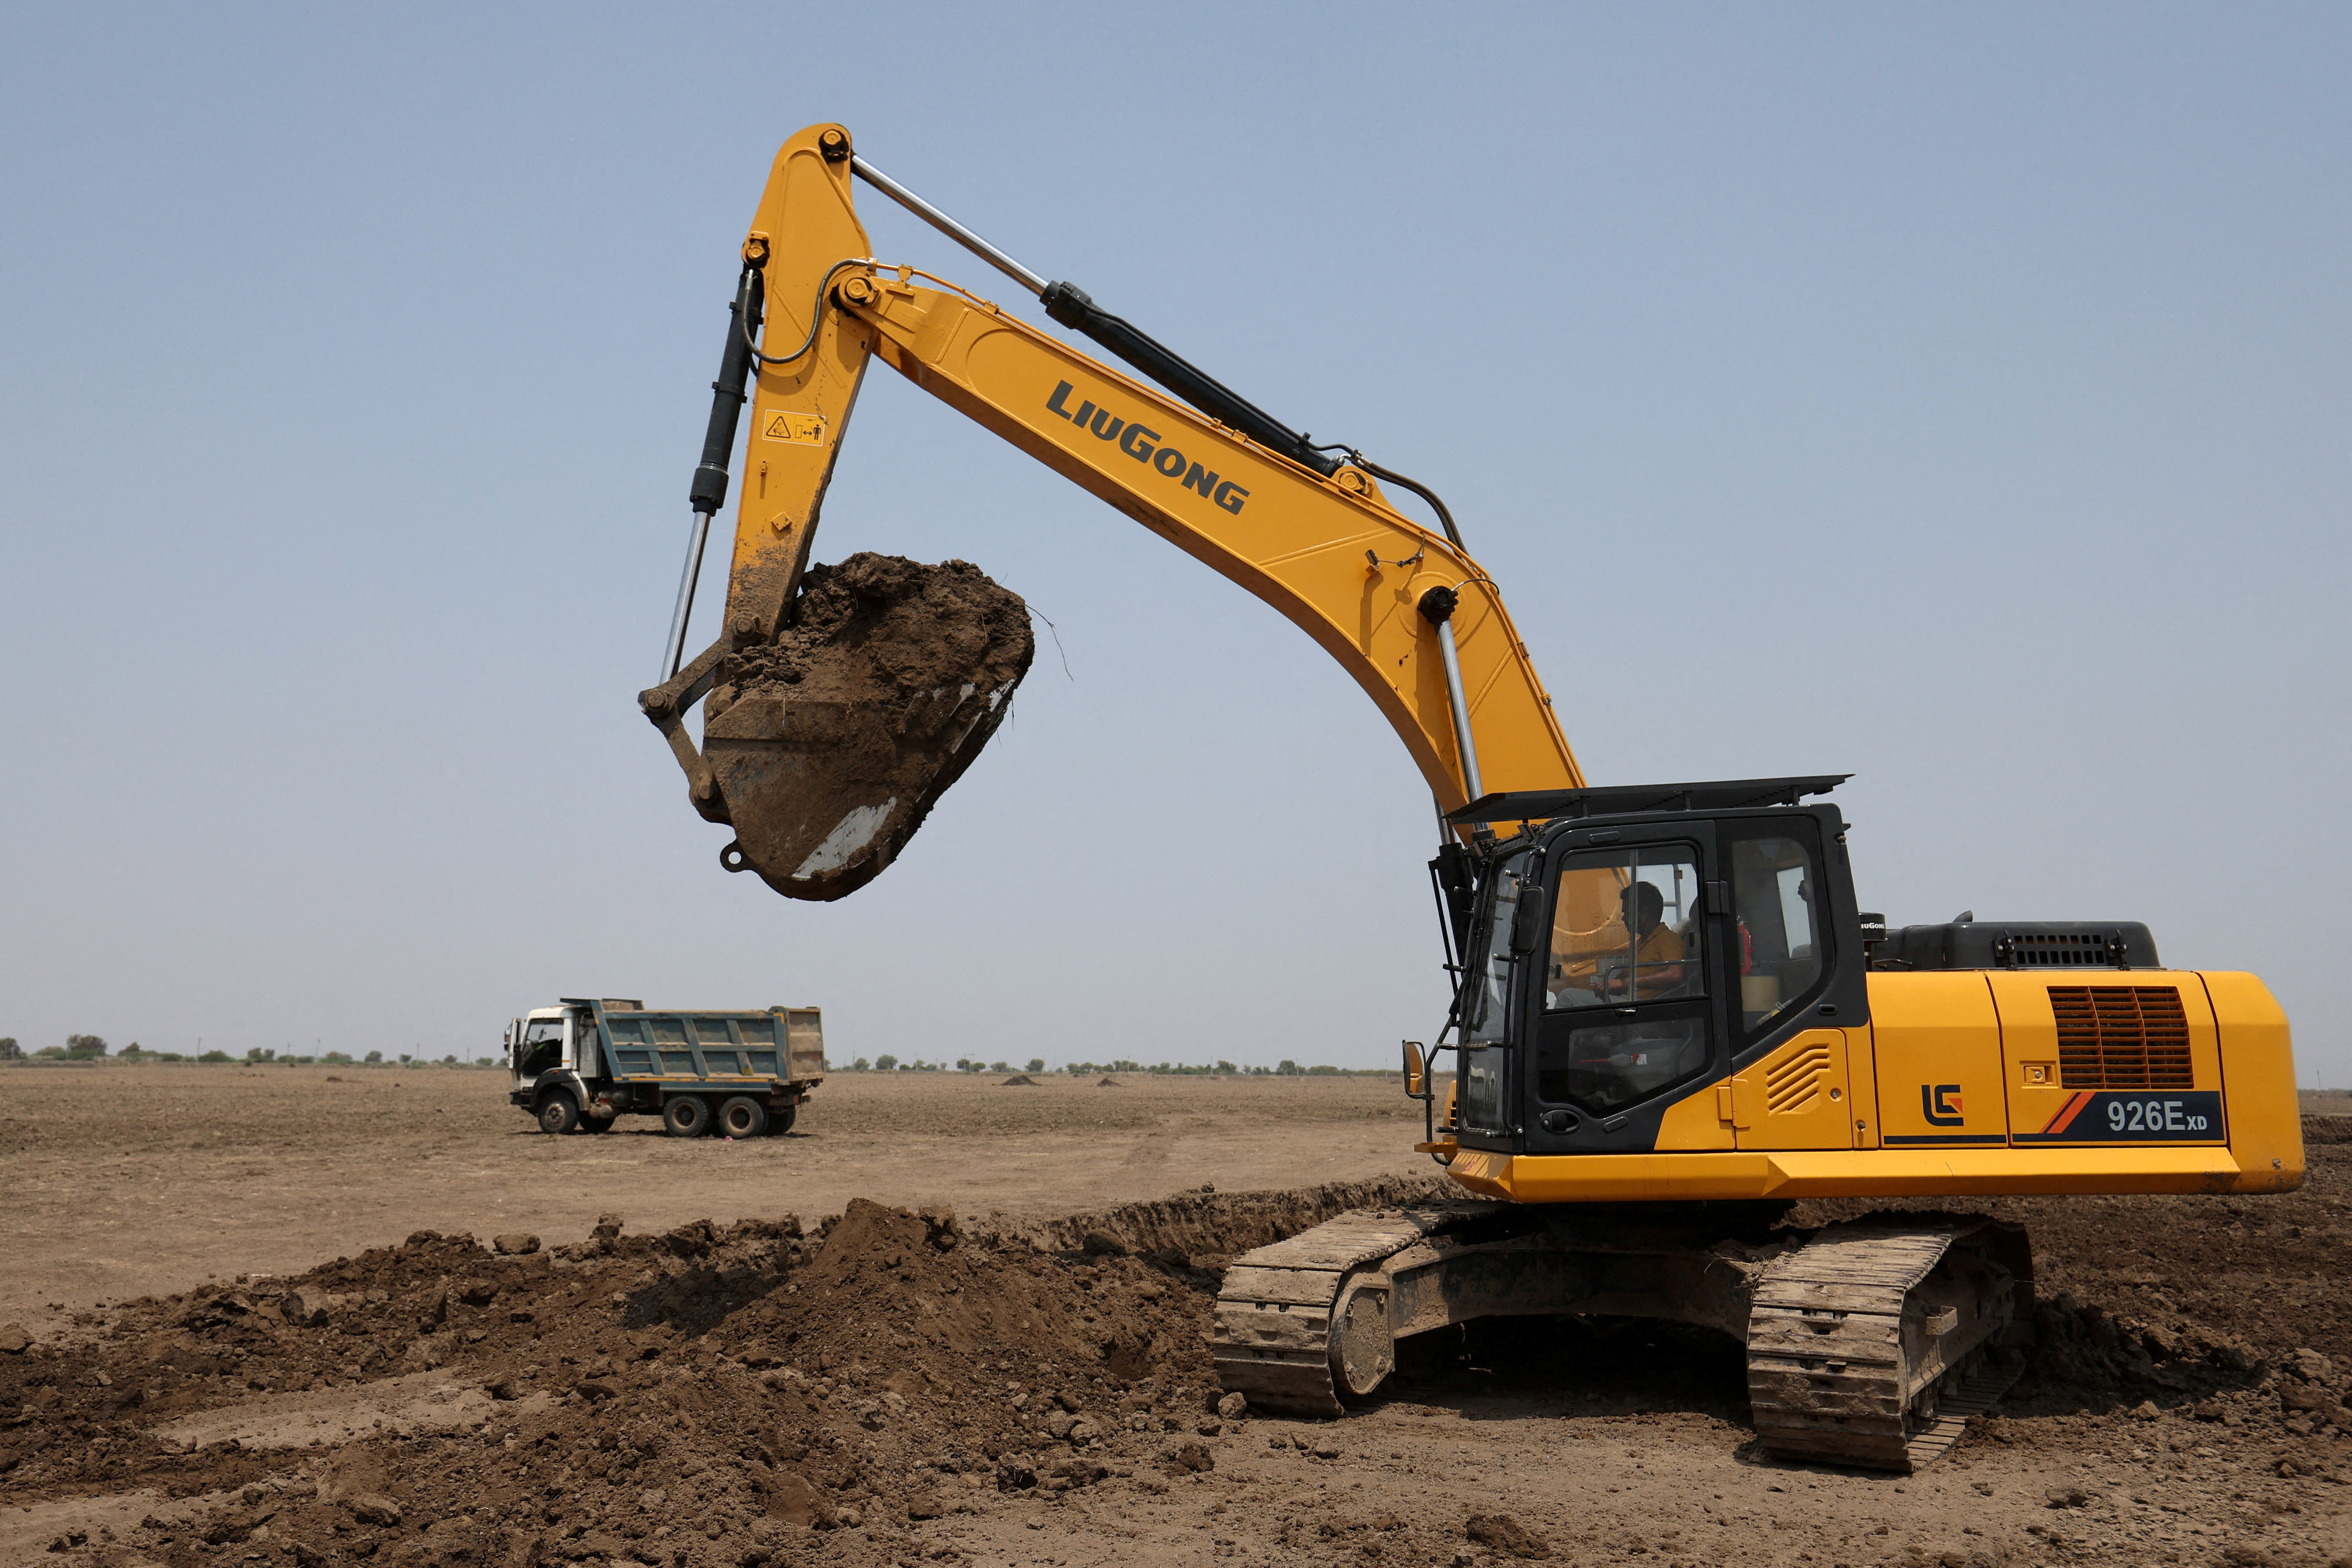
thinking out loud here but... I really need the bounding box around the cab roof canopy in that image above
[1446,775,1850,826]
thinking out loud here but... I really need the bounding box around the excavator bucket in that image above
[692,553,1033,901]
[639,129,1039,900]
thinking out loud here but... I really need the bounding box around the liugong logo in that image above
[1046,381,1250,515]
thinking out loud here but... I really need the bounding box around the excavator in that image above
[639,125,2305,1471]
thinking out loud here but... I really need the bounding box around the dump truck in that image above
[505,998,824,1138]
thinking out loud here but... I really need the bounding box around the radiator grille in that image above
[2051,986,2192,1089]
[1764,1041,1834,1113]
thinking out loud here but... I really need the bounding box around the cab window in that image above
[517,1018,564,1076]
[1536,1017,1709,1114]
[1457,852,1530,1132]
[1728,828,1828,1036]
[1463,853,1531,1044]
[1545,846,1704,1011]
[1534,843,1710,1115]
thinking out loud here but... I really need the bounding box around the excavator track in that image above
[1745,1217,2030,1472]
[1211,1206,1479,1417]
[1213,1206,2030,1473]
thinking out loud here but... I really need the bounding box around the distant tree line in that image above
[0,1035,499,1067]
[829,1053,1372,1076]
[841,1055,1054,1072]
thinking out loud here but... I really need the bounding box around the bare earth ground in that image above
[0,1069,2346,1568]
[0,1067,1423,1324]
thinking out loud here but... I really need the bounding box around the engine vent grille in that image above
[1997,931,2134,968]
[2051,986,2192,1089]
[1764,1041,1834,1113]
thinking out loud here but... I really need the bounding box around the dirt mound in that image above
[997,1075,1035,1087]
[989,1173,1459,1267]
[1095,1076,1122,1087]
[0,1186,1358,1568]
[702,554,1033,901]
[2304,1113,2352,1144]
[1466,1512,1553,1558]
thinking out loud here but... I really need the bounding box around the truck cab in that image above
[505,1003,621,1135]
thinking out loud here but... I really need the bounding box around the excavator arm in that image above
[643,123,1582,895]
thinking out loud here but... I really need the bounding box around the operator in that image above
[1549,883,1687,1007]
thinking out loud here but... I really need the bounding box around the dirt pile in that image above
[0,1179,1439,1568]
[702,554,1032,902]
[984,1172,1455,1263]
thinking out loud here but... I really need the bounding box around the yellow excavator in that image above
[639,125,2305,1471]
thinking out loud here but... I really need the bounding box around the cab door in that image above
[514,1017,565,1088]
[1721,819,1857,1151]
[1523,831,1722,1150]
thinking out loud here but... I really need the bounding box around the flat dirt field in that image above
[0,1067,1426,1326]
[2,1068,2348,1568]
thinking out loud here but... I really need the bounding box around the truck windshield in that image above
[518,1019,563,1076]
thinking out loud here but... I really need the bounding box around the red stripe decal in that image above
[2042,1091,2093,1135]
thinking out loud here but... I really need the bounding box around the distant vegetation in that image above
[1,1034,502,1068]
[4,1035,1382,1076]
[832,1054,1384,1076]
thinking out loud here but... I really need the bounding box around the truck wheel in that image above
[581,1109,615,1133]
[537,1093,582,1135]
[662,1095,712,1138]
[717,1096,767,1139]
[767,1104,797,1135]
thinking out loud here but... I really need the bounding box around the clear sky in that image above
[2,4,2345,1082]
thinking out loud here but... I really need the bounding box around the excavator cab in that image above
[1442,776,1868,1158]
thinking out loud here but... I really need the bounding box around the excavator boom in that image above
[642,124,1579,899]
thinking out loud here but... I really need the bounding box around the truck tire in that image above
[537,1093,582,1135]
[768,1104,797,1135]
[717,1096,767,1139]
[662,1095,712,1138]
[581,1108,615,1133]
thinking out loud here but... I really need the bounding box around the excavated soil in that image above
[4,1131,2348,1567]
[702,555,1032,902]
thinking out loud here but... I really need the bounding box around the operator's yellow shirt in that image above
[1551,921,1686,999]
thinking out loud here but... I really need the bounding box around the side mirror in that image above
[1402,1041,1427,1099]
